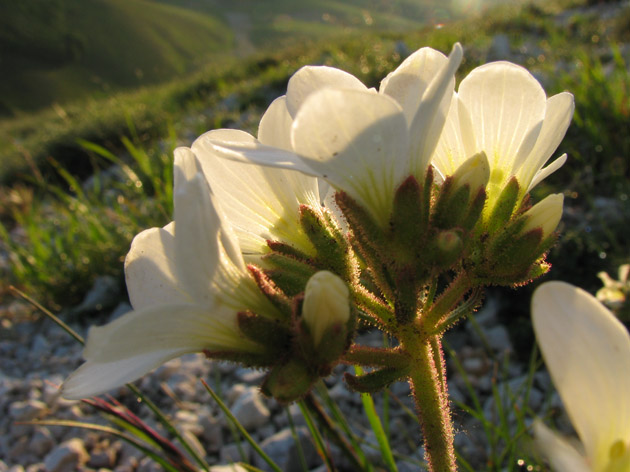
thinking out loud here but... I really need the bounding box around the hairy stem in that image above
[400,326,456,472]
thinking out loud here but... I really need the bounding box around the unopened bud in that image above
[302,271,350,347]
[521,193,564,238]
[451,152,490,194]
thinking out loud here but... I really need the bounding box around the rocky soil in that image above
[0,282,573,472]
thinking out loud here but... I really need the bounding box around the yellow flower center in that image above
[605,439,630,472]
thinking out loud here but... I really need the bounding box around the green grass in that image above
[0,0,233,113]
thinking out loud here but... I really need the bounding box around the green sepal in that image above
[433,177,470,230]
[335,191,385,253]
[202,349,276,368]
[390,176,425,250]
[462,187,487,232]
[486,177,520,235]
[260,358,317,404]
[237,311,291,354]
[336,192,394,298]
[262,253,317,296]
[267,240,311,262]
[299,205,348,277]
[344,366,409,393]
[248,265,292,318]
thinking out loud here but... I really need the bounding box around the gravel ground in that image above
[0,285,571,472]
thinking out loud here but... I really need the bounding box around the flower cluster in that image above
[63,42,574,419]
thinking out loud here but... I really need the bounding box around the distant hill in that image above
[0,0,496,114]
[0,0,233,114]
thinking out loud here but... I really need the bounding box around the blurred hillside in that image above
[0,0,510,115]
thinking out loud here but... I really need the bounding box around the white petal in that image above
[258,96,294,151]
[380,46,448,124]
[458,61,546,170]
[518,92,574,190]
[527,154,567,192]
[286,65,367,118]
[533,420,590,472]
[202,130,318,176]
[192,129,320,254]
[407,43,463,177]
[532,281,630,470]
[124,223,193,310]
[431,94,476,177]
[291,88,409,225]
[62,303,257,399]
[173,148,245,304]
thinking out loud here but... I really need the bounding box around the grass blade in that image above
[354,366,398,472]
[201,379,282,472]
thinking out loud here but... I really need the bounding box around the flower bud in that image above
[520,193,564,238]
[302,271,350,347]
[450,152,490,194]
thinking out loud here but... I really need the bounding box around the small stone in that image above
[29,427,54,456]
[9,399,48,421]
[485,325,512,353]
[255,427,319,472]
[87,448,117,469]
[220,442,251,463]
[230,387,270,431]
[210,465,248,472]
[43,438,89,472]
[462,357,487,376]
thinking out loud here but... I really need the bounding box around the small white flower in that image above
[432,61,574,210]
[62,149,276,399]
[203,44,463,226]
[532,281,630,472]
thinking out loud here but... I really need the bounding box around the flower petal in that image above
[62,303,257,399]
[192,129,320,254]
[380,46,448,124]
[124,222,193,310]
[533,419,590,472]
[407,43,463,177]
[258,96,294,151]
[527,154,567,192]
[202,130,318,176]
[458,61,546,170]
[431,94,477,177]
[173,147,245,303]
[517,92,574,190]
[286,65,368,118]
[291,88,409,225]
[532,281,630,470]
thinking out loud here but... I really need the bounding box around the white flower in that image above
[190,96,325,256]
[431,61,574,210]
[62,149,276,399]
[202,43,463,226]
[532,281,630,472]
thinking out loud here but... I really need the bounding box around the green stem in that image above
[399,327,455,472]
[424,274,471,329]
[341,345,409,368]
[352,287,395,325]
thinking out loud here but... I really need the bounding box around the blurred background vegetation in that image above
[0,0,628,323]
